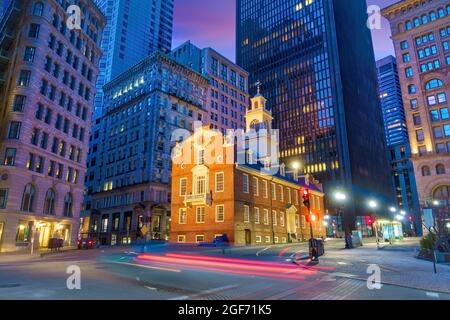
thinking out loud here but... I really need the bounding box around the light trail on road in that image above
[133,253,318,280]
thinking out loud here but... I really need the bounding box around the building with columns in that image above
[170,91,326,245]
[0,0,105,252]
[382,1,450,207]
[82,52,209,245]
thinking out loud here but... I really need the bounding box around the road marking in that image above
[144,286,157,291]
[169,285,239,300]
[256,246,272,257]
[337,262,347,265]
[426,292,440,298]
[112,261,181,273]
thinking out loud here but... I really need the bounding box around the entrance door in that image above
[39,225,51,248]
[245,229,251,246]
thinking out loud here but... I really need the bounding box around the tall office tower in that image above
[377,56,421,235]
[382,1,450,208]
[93,0,174,116]
[236,0,393,232]
[0,0,105,252]
[171,41,250,134]
[81,52,209,245]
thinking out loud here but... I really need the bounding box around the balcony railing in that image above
[184,193,212,206]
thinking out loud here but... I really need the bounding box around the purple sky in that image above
[173,0,399,62]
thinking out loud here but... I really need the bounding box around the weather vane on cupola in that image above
[255,80,262,94]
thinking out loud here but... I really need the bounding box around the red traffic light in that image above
[303,189,309,197]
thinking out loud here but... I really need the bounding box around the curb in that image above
[293,259,450,295]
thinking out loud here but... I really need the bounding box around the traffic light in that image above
[306,213,317,223]
[302,189,310,208]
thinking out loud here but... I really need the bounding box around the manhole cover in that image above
[0,284,21,288]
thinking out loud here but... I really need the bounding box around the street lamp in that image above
[389,207,397,213]
[334,191,350,248]
[368,200,378,209]
[335,192,347,201]
[400,210,406,216]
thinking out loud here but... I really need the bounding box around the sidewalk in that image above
[296,238,450,294]
[0,247,77,264]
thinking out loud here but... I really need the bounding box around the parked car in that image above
[77,238,98,250]
[198,234,230,247]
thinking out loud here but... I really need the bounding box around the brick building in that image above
[170,92,326,245]
[0,0,105,252]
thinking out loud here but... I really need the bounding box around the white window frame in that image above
[256,235,262,243]
[243,174,249,193]
[215,172,224,192]
[177,235,186,243]
[253,177,259,196]
[272,210,277,226]
[215,204,225,222]
[263,209,269,225]
[254,207,260,224]
[195,234,205,243]
[179,208,187,224]
[274,236,279,244]
[287,188,291,204]
[271,183,276,200]
[280,211,285,227]
[279,185,284,202]
[196,207,205,224]
[179,178,187,196]
[243,205,250,223]
[265,236,271,243]
[262,180,268,198]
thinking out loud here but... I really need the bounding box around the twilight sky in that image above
[173,0,399,62]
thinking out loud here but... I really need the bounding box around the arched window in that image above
[429,11,437,21]
[21,184,36,212]
[422,166,431,177]
[43,189,56,215]
[405,20,412,30]
[425,79,444,91]
[437,8,445,18]
[436,164,446,175]
[33,2,44,16]
[421,15,428,24]
[433,186,450,200]
[63,193,73,217]
[433,186,450,199]
[408,84,417,94]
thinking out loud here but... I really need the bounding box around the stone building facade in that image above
[82,52,209,245]
[0,0,105,252]
[383,1,450,206]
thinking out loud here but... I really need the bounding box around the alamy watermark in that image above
[66,5,82,31]
[367,5,382,30]
[171,121,281,176]
[66,265,81,290]
[366,264,382,290]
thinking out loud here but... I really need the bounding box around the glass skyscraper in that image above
[93,0,174,116]
[377,56,421,235]
[236,0,393,231]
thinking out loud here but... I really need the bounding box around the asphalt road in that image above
[0,240,448,300]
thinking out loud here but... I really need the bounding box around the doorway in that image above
[245,229,251,246]
[38,224,51,248]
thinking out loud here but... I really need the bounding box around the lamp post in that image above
[334,191,349,248]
